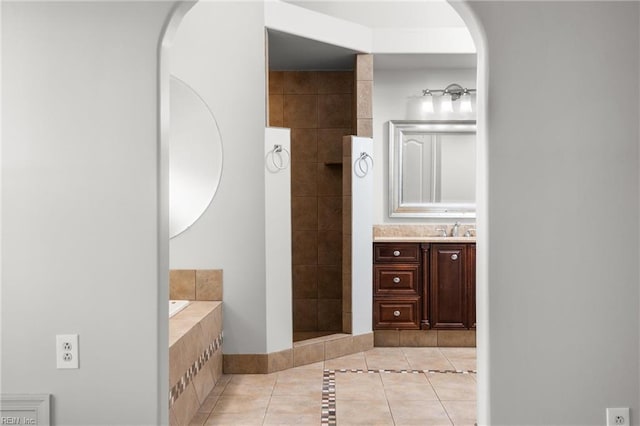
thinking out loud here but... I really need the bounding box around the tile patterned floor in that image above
[188,347,476,426]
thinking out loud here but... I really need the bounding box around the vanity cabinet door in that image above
[430,244,467,329]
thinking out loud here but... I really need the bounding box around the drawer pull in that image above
[393,310,401,317]
[393,277,401,283]
[451,253,458,261]
[393,250,401,257]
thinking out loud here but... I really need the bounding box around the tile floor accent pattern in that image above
[188,347,477,426]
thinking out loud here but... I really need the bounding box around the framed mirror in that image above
[169,75,223,238]
[389,120,476,218]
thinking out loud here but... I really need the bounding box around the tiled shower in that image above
[268,70,354,340]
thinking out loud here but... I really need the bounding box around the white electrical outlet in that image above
[56,334,79,369]
[606,408,630,426]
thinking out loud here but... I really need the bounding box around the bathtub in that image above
[169,300,190,318]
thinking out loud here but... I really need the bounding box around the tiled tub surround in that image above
[170,301,223,426]
[170,269,223,301]
[372,226,477,348]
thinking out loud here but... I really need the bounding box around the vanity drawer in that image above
[374,243,420,263]
[373,299,420,329]
[374,265,420,296]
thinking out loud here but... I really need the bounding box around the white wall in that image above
[1,1,176,424]
[372,67,476,224]
[463,2,640,425]
[168,1,269,354]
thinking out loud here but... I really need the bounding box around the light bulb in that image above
[421,94,434,115]
[460,92,472,113]
[440,92,453,113]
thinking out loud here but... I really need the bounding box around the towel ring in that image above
[271,144,290,170]
[354,152,373,177]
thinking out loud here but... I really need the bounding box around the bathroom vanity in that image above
[373,240,476,331]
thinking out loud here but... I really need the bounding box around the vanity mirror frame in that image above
[389,120,476,218]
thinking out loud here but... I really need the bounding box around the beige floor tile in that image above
[442,400,477,425]
[390,400,452,425]
[336,399,394,425]
[293,360,325,370]
[197,394,219,413]
[219,382,274,396]
[211,396,270,414]
[324,352,368,370]
[439,347,476,360]
[272,381,324,398]
[364,348,411,370]
[188,411,209,426]
[403,348,455,370]
[204,412,264,426]
[448,358,477,371]
[381,372,439,402]
[336,372,387,401]
[266,395,321,414]
[427,373,477,401]
[276,368,323,383]
[263,413,321,425]
[228,373,278,386]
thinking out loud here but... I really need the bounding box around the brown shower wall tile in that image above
[318,196,342,231]
[291,161,317,197]
[269,71,284,94]
[275,70,351,335]
[292,230,318,266]
[292,196,318,230]
[293,299,318,332]
[318,128,350,163]
[317,299,342,331]
[268,95,284,127]
[318,230,341,265]
[291,128,317,163]
[318,94,352,128]
[292,265,318,299]
[317,71,354,94]
[283,71,318,94]
[284,94,318,128]
[317,265,341,299]
[317,163,342,196]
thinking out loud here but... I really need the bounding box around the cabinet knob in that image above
[451,253,458,261]
[393,277,401,283]
[393,310,401,317]
[393,250,400,257]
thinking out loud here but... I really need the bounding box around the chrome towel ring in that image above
[270,144,290,170]
[354,152,373,177]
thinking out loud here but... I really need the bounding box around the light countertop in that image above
[373,236,476,243]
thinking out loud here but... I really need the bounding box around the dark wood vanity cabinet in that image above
[373,242,476,331]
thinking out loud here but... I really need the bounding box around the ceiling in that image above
[268,29,359,71]
[268,1,476,71]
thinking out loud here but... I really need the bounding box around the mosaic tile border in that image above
[169,332,223,407]
[320,368,477,425]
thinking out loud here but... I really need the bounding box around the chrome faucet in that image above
[435,227,447,238]
[451,222,461,237]
[464,228,476,237]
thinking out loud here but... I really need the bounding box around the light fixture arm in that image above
[422,83,476,101]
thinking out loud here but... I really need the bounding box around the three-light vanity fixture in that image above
[421,83,476,114]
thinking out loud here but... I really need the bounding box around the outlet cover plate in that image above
[56,334,79,369]
[606,408,630,426]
